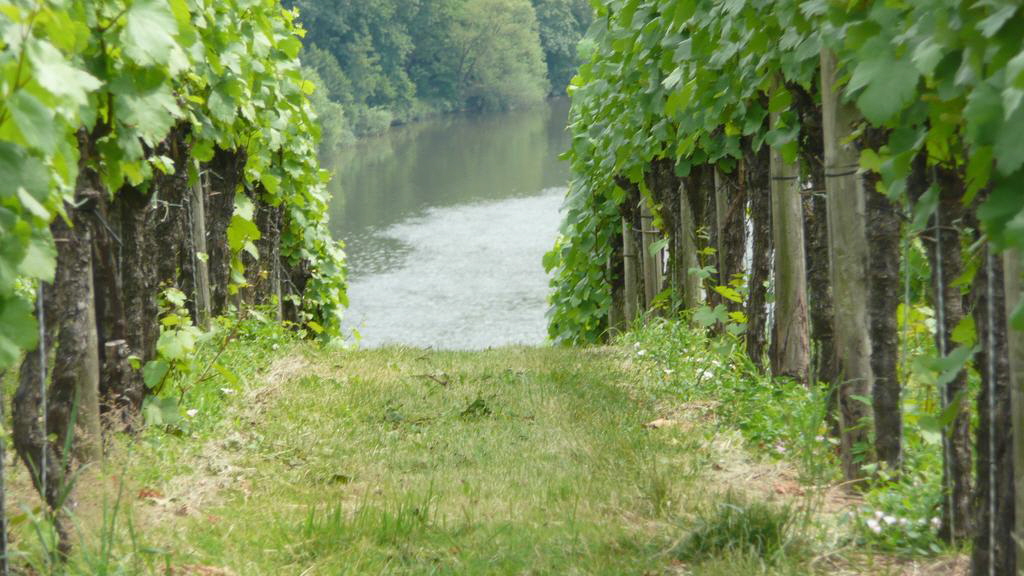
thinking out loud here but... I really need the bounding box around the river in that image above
[323,99,571,349]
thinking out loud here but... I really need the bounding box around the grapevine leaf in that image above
[979,5,1017,38]
[17,230,56,281]
[156,329,194,361]
[855,59,919,125]
[1013,296,1024,331]
[951,315,976,347]
[115,84,182,146]
[8,92,57,154]
[0,296,38,369]
[0,143,49,200]
[911,38,945,76]
[28,40,101,109]
[964,82,1002,147]
[994,101,1024,175]
[143,359,170,389]
[16,188,49,220]
[123,0,180,67]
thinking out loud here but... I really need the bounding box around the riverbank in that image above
[4,322,964,575]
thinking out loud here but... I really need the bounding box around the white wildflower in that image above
[866,518,882,534]
[186,408,198,418]
[883,515,897,525]
[637,349,647,356]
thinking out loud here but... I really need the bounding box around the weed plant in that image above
[622,312,955,558]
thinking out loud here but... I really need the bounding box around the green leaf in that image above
[855,59,920,125]
[227,214,261,252]
[693,304,728,328]
[143,359,170,389]
[1012,295,1024,331]
[164,288,187,308]
[17,231,56,281]
[261,173,281,196]
[192,139,215,162]
[28,40,101,109]
[8,91,57,154]
[123,0,180,67]
[208,88,236,124]
[966,147,994,199]
[951,315,976,347]
[115,84,181,147]
[662,67,684,90]
[142,395,180,427]
[278,36,302,59]
[713,285,743,303]
[768,88,791,114]
[16,187,49,220]
[995,100,1024,176]
[979,5,1017,38]
[648,236,669,256]
[213,362,239,387]
[156,329,194,361]
[0,296,38,369]
[965,82,1003,147]
[911,38,945,76]
[929,346,974,388]
[978,178,1024,231]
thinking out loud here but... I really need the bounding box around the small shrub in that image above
[675,495,796,564]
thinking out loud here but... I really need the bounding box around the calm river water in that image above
[323,99,571,349]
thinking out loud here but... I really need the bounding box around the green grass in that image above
[5,328,824,574]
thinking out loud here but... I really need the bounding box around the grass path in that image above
[6,343,963,574]
[130,345,794,575]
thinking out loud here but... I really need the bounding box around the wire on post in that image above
[932,190,956,548]
[37,283,47,505]
[985,242,997,576]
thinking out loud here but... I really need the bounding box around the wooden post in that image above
[714,167,728,289]
[640,200,661,310]
[191,175,211,330]
[1,369,7,576]
[820,49,874,482]
[769,108,810,383]
[102,340,133,430]
[1005,249,1024,574]
[272,252,283,322]
[622,218,639,327]
[53,216,102,465]
[679,182,702,310]
[608,226,626,335]
[76,226,102,464]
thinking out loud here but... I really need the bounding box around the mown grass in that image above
[5,327,818,574]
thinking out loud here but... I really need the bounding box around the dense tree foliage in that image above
[291,0,589,137]
[532,0,593,93]
[547,0,1024,573]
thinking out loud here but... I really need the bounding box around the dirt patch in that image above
[143,353,321,522]
[816,552,968,576]
[244,353,312,409]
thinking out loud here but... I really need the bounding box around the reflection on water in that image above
[323,99,571,348]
